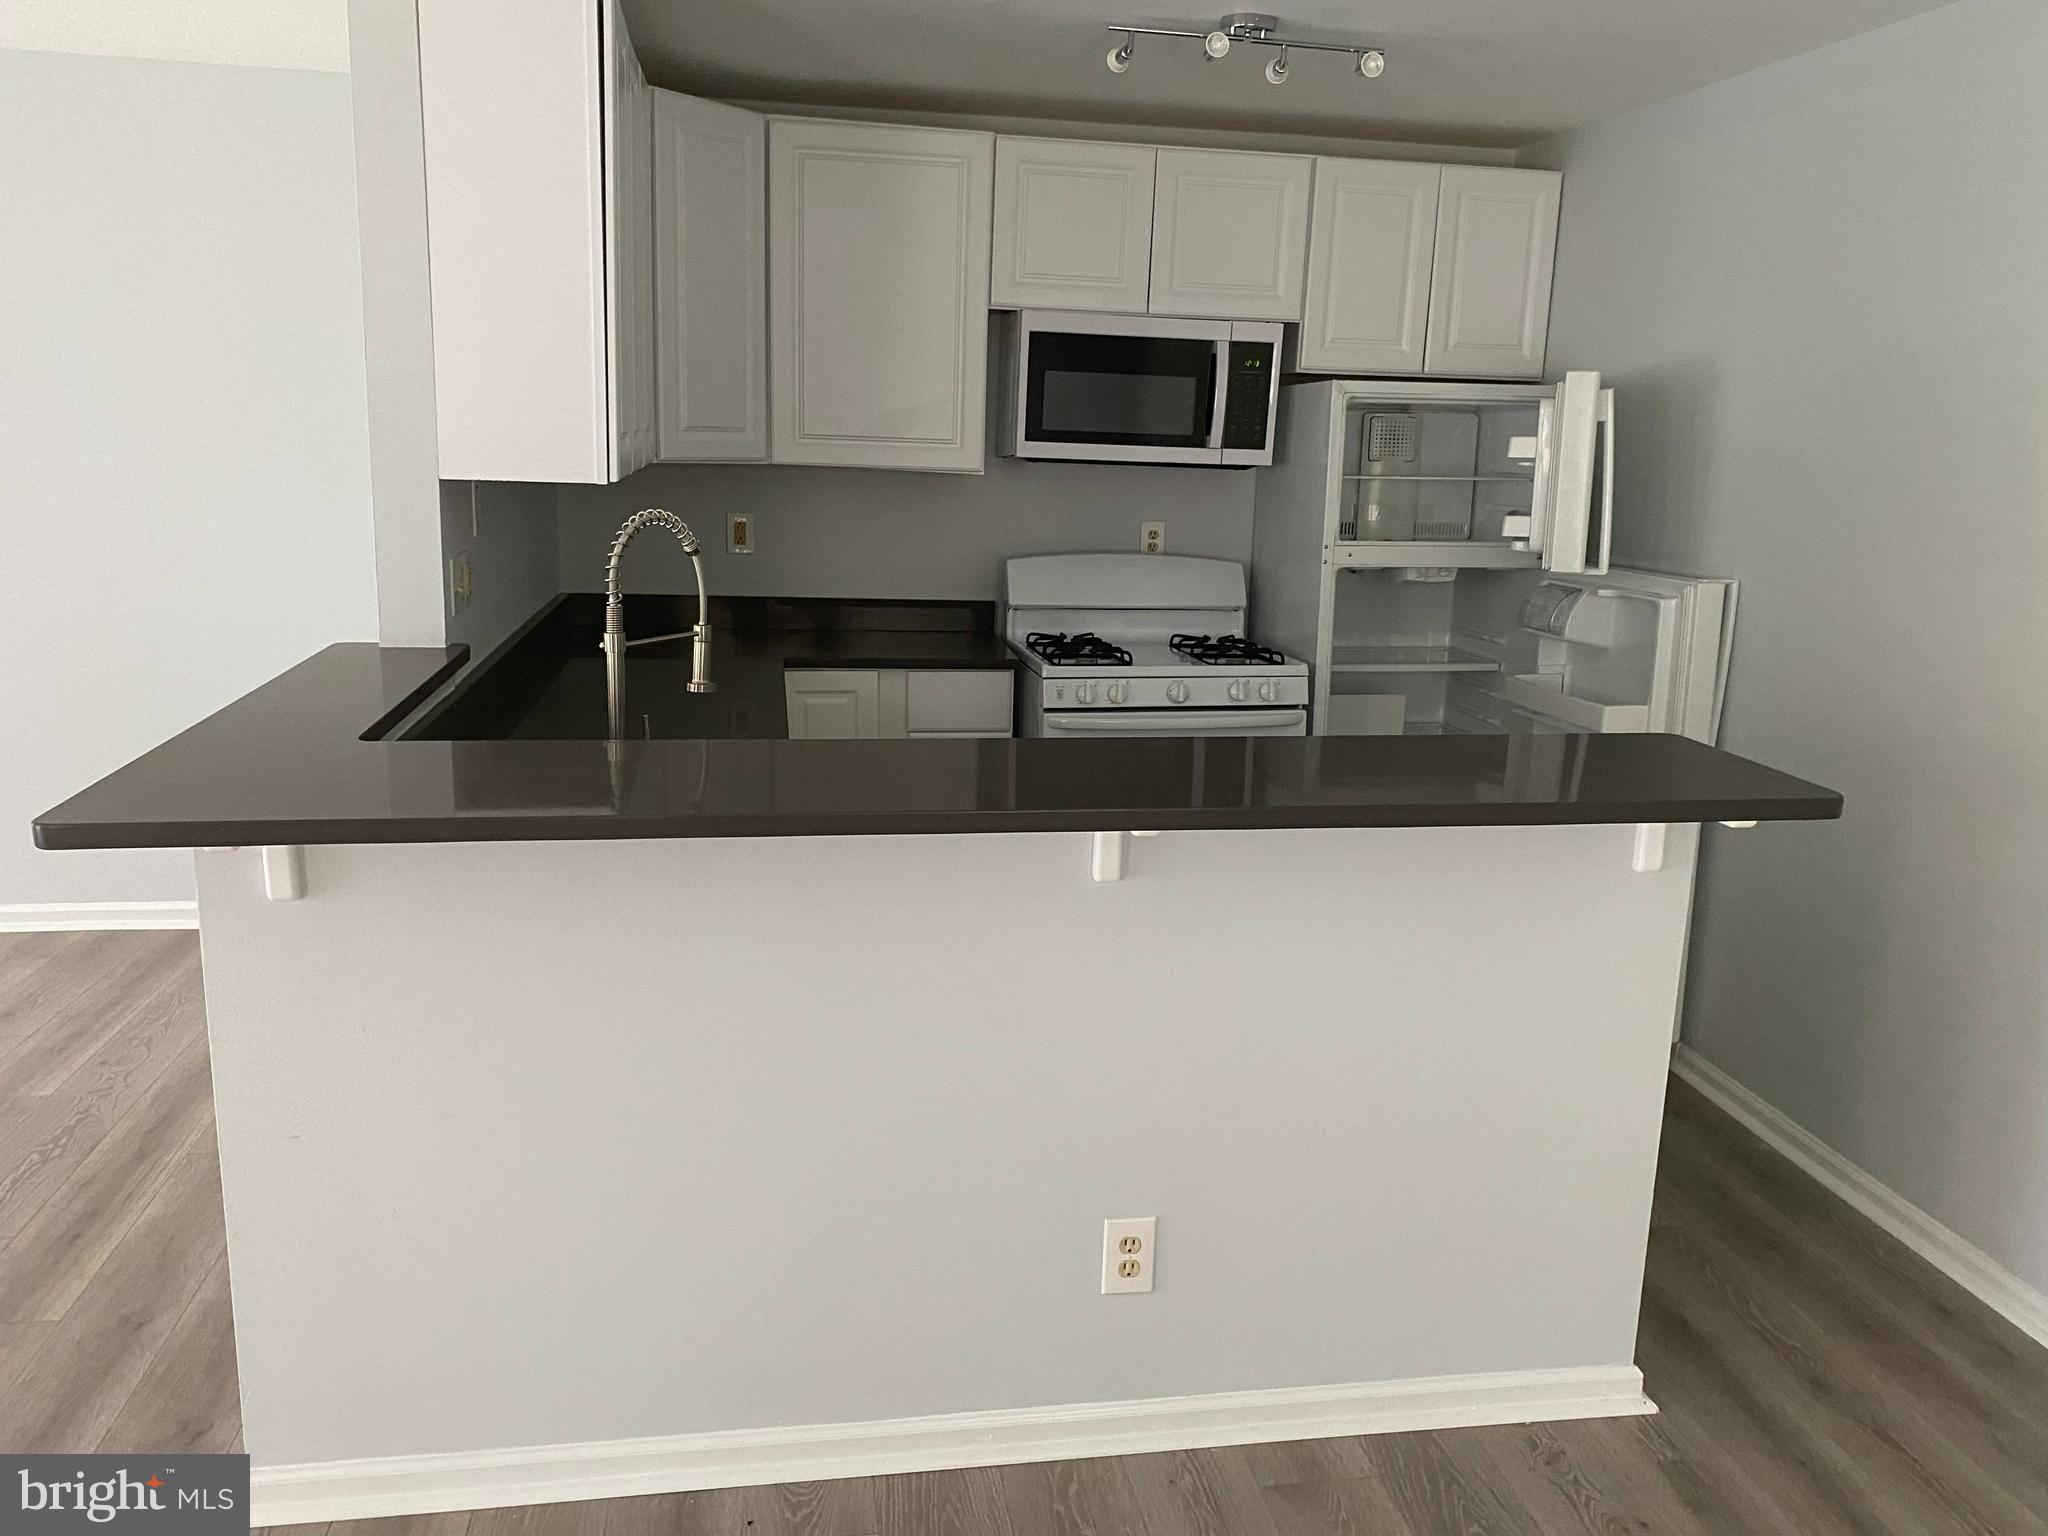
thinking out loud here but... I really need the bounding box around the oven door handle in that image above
[1045,710,1304,732]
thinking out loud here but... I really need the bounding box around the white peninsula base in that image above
[193,823,1700,1524]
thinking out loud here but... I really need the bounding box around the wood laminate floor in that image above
[0,929,2043,1534]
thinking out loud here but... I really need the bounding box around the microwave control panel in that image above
[1221,341,1276,451]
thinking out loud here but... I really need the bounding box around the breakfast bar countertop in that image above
[33,639,1844,850]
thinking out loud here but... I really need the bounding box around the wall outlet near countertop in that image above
[448,550,473,615]
[1140,521,1166,555]
[1101,1216,1157,1294]
[728,512,754,555]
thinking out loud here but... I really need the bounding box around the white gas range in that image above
[1001,554,1310,737]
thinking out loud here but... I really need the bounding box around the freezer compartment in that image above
[1336,397,1541,549]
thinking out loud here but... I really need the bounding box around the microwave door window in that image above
[1026,334,1215,447]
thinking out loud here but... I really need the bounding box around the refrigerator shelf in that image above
[1340,473,1534,483]
[1328,646,1499,674]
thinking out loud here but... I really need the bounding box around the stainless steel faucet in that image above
[602,507,713,739]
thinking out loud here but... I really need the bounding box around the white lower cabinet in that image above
[768,119,994,472]
[784,670,880,739]
[785,669,1012,739]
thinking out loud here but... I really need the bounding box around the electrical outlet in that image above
[1101,1216,1156,1294]
[1140,521,1166,555]
[447,550,473,616]
[728,512,754,555]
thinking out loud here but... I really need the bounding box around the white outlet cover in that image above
[1101,1216,1156,1295]
[1140,521,1166,554]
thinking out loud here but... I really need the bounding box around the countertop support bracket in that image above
[1090,830,1161,883]
[261,845,307,901]
[1631,823,1667,874]
[1634,819,1758,873]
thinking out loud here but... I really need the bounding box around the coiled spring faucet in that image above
[603,507,713,739]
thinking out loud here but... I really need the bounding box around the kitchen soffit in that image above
[623,0,1950,150]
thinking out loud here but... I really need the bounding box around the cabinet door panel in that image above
[1149,149,1311,321]
[1297,159,1439,375]
[905,671,1013,736]
[1424,167,1560,380]
[769,121,993,471]
[653,91,766,460]
[602,0,657,478]
[419,0,609,483]
[785,670,879,739]
[991,138,1154,312]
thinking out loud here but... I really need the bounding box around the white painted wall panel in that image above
[0,51,376,907]
[1526,0,2048,1298]
[198,824,1692,1463]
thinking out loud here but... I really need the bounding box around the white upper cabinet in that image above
[990,138,1156,313]
[653,91,767,461]
[768,119,993,473]
[1147,149,1312,322]
[1297,159,1440,375]
[603,0,657,478]
[1423,166,1561,380]
[417,0,655,484]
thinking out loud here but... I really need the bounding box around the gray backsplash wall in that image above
[556,457,1257,600]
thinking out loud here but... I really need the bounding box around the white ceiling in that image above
[624,0,1953,148]
[0,0,346,73]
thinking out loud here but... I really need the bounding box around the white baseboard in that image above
[1672,1045,2048,1350]
[0,901,198,932]
[249,1364,1651,1526]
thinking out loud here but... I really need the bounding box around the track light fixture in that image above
[1103,13,1387,82]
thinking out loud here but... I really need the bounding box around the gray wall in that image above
[1525,0,2048,1298]
[442,480,562,659]
[0,48,378,911]
[200,825,1688,1468]
[557,458,1257,600]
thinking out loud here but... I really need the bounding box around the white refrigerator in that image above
[1250,376,1737,742]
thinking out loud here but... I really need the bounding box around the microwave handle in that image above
[1203,347,1227,450]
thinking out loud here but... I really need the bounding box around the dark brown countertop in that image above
[33,643,1843,850]
[410,593,1016,740]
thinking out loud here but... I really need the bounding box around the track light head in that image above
[1357,48,1385,78]
[1202,29,1231,59]
[1107,33,1134,72]
[1264,46,1288,84]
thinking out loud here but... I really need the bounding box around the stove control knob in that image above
[1107,681,1130,706]
[1258,679,1280,703]
[1166,681,1189,704]
[1228,679,1249,703]
[1075,682,1096,705]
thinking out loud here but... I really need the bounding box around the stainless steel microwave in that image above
[994,310,1283,467]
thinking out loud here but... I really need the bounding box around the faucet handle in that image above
[688,622,715,693]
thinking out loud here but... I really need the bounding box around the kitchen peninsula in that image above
[35,639,1839,1524]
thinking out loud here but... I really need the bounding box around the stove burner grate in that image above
[1026,631,1134,666]
[1170,633,1287,666]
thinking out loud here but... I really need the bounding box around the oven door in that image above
[1041,708,1307,738]
[1015,312,1229,465]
